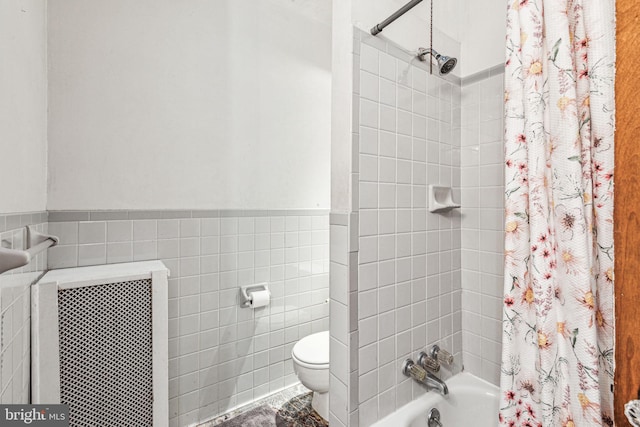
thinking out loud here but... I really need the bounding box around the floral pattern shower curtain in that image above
[499,0,616,426]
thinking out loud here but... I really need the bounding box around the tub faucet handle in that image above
[417,351,440,372]
[402,359,427,382]
[430,344,454,365]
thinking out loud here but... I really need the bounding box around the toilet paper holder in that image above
[240,283,270,308]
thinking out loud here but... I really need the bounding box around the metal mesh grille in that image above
[58,279,153,427]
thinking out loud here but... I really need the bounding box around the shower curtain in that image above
[499,1,615,426]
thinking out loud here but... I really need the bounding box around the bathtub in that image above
[372,373,499,427]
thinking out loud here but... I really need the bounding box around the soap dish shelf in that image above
[428,185,461,213]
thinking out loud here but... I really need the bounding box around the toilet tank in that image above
[31,261,169,427]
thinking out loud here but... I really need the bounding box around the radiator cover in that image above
[32,262,168,427]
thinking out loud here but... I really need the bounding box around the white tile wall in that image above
[47,211,329,426]
[329,29,463,427]
[329,213,357,427]
[460,70,505,385]
[357,48,463,425]
[0,275,33,405]
[0,212,49,405]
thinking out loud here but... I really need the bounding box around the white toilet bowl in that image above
[291,331,330,420]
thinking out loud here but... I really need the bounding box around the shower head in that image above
[417,48,458,76]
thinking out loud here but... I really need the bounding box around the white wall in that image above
[0,0,48,213]
[47,0,331,211]
[460,0,506,76]
[330,0,355,212]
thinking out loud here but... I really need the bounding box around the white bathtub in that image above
[372,373,499,427]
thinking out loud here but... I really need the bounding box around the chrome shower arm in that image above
[417,48,437,62]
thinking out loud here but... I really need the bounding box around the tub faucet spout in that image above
[424,371,449,396]
[402,359,449,395]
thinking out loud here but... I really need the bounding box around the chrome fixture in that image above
[402,359,449,395]
[428,408,443,427]
[0,226,59,275]
[430,344,454,366]
[425,373,449,396]
[403,358,427,382]
[370,0,424,35]
[417,351,440,372]
[417,48,458,76]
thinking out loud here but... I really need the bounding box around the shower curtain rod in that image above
[370,0,424,35]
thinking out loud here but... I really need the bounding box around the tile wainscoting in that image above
[47,209,330,427]
[0,211,49,404]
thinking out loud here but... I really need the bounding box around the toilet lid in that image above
[292,331,329,365]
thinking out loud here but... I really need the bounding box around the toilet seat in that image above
[291,331,329,369]
[292,353,329,370]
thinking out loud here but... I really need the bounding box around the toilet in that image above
[291,330,330,420]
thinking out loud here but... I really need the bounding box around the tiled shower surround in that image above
[460,67,505,385]
[329,30,463,427]
[47,210,330,427]
[0,212,49,404]
[329,29,507,427]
